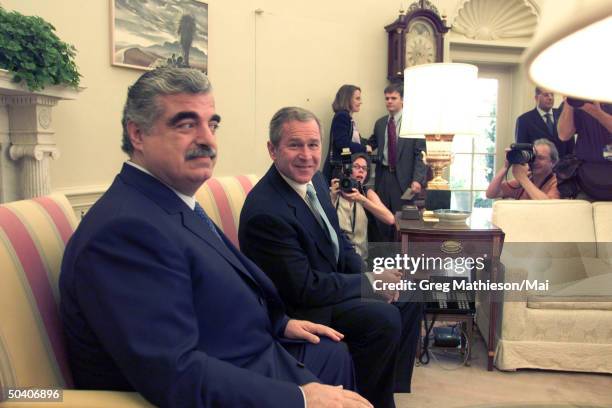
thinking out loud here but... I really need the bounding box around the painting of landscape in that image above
[111,0,208,72]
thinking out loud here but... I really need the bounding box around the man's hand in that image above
[410,181,422,194]
[511,163,529,182]
[503,147,511,170]
[302,383,373,408]
[373,269,402,303]
[580,101,602,117]
[285,319,344,344]
[365,145,373,154]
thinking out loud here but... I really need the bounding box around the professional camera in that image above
[339,174,362,194]
[566,97,590,108]
[506,143,535,165]
[330,148,362,194]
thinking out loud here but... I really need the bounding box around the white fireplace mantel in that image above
[0,69,82,202]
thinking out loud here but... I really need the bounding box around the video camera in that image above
[506,143,535,165]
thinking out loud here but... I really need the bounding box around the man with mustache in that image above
[60,68,372,408]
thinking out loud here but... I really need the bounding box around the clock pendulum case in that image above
[385,0,449,81]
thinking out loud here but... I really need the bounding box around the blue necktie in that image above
[194,202,222,241]
[306,184,339,262]
[545,113,554,135]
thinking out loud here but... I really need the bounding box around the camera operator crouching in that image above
[330,152,394,263]
[486,139,560,200]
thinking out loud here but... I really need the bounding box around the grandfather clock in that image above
[386,0,449,81]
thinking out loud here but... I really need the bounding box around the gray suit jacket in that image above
[368,115,428,193]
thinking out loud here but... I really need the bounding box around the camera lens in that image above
[506,149,534,165]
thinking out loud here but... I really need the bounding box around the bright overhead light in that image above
[524,0,612,102]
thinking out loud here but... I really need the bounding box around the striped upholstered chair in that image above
[195,174,260,248]
[0,194,150,407]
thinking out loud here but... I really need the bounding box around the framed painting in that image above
[110,0,208,72]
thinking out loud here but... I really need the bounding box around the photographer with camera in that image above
[486,138,560,200]
[330,153,394,261]
[556,98,612,200]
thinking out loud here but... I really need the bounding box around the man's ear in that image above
[127,121,145,152]
[267,141,276,161]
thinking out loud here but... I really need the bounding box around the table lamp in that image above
[523,0,612,103]
[400,63,479,210]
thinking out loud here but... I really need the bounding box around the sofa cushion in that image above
[527,272,612,311]
[593,202,612,266]
[492,199,596,243]
[195,175,259,248]
[0,195,78,392]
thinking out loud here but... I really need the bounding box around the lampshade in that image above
[524,0,612,103]
[399,63,479,137]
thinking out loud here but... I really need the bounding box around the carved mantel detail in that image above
[9,144,61,199]
[0,69,81,202]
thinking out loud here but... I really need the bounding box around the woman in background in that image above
[322,84,370,182]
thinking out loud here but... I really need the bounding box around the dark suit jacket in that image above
[60,164,315,408]
[239,166,368,324]
[322,110,366,182]
[515,107,574,157]
[368,115,428,193]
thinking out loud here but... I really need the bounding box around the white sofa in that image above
[476,200,612,373]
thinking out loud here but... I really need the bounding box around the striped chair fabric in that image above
[0,194,77,396]
[0,194,150,407]
[195,174,260,248]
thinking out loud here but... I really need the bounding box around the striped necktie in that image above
[194,202,222,241]
[306,184,339,262]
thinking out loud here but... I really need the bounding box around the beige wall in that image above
[2,0,541,193]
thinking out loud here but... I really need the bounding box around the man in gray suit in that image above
[368,83,427,241]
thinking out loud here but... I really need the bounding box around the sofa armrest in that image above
[0,390,153,408]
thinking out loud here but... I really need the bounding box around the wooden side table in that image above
[396,209,504,371]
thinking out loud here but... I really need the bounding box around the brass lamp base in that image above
[424,134,454,209]
[424,134,454,191]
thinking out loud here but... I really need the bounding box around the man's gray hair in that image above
[534,138,559,163]
[269,107,322,146]
[121,67,212,154]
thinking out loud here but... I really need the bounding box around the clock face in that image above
[405,19,437,67]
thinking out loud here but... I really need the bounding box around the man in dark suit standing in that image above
[515,87,574,158]
[60,68,372,408]
[368,83,427,242]
[239,107,422,408]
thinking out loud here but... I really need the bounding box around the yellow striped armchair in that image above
[195,174,260,248]
[0,194,151,407]
[0,175,259,406]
